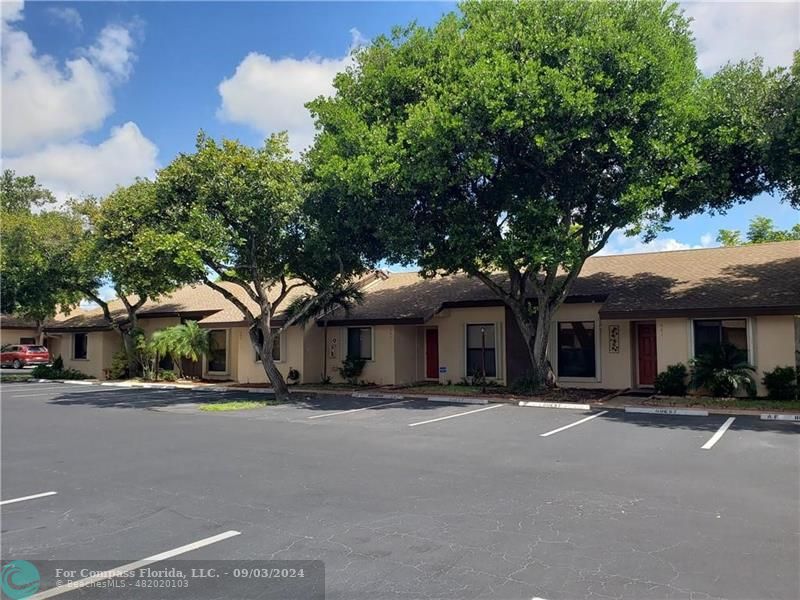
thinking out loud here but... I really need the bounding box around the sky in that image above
[1,0,799,261]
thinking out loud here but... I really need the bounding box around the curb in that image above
[427,395,488,405]
[519,400,591,410]
[624,406,709,417]
[760,413,800,422]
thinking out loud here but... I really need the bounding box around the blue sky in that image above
[2,0,798,259]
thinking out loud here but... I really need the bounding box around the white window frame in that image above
[72,332,89,361]
[688,317,754,365]
[254,327,285,364]
[205,328,230,375]
[346,326,374,362]
[464,322,500,380]
[552,319,601,383]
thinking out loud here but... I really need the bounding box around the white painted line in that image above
[761,413,800,422]
[307,399,411,419]
[624,406,708,417]
[0,491,58,506]
[408,403,504,427]
[353,391,405,400]
[519,401,591,410]
[540,411,608,437]
[305,398,409,418]
[29,530,241,599]
[427,395,488,405]
[62,380,95,386]
[701,417,736,450]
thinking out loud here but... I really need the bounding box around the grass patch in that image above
[1,375,32,382]
[642,396,800,412]
[199,398,286,412]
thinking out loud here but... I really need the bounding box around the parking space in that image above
[2,380,798,599]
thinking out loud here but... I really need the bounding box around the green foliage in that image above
[52,356,64,370]
[149,321,210,379]
[718,216,800,246]
[0,169,54,213]
[31,364,91,380]
[762,366,798,400]
[654,363,689,396]
[338,356,366,385]
[320,375,332,385]
[764,51,800,207]
[690,344,757,397]
[509,371,545,395]
[108,350,130,380]
[160,369,178,382]
[287,368,300,383]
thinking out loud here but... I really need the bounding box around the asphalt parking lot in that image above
[2,381,798,599]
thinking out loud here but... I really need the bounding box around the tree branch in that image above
[204,278,256,323]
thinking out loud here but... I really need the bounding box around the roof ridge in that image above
[589,239,800,260]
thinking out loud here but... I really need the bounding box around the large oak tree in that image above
[307,0,781,385]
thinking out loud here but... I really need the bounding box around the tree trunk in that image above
[507,299,556,388]
[248,324,290,402]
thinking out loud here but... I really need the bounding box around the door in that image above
[425,329,439,379]
[637,323,658,386]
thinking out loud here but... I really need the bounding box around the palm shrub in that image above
[690,344,756,397]
[654,364,689,396]
[149,321,210,380]
[762,366,798,400]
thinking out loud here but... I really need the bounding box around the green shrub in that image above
[159,369,177,382]
[654,363,689,396]
[108,350,129,380]
[510,371,544,395]
[320,375,332,385]
[690,344,756,397]
[762,366,798,400]
[287,368,300,383]
[338,356,366,385]
[52,355,64,370]
[31,365,91,380]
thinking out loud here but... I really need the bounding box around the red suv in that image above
[0,344,51,369]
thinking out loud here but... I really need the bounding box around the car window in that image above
[27,346,48,352]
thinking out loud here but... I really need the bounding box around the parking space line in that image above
[307,399,411,419]
[0,491,58,506]
[701,417,736,450]
[408,403,504,427]
[539,411,608,437]
[29,530,241,599]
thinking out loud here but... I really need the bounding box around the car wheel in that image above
[13,359,23,369]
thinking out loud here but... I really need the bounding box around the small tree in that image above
[717,216,800,246]
[155,133,367,401]
[150,321,210,379]
[70,180,198,374]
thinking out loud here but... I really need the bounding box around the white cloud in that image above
[598,231,717,255]
[217,28,363,153]
[1,0,23,24]
[683,1,799,73]
[47,6,83,32]
[1,5,136,153]
[3,122,159,202]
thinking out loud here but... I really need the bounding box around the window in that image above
[693,319,748,360]
[20,337,36,345]
[557,322,596,378]
[207,329,228,372]
[255,328,282,362]
[347,327,373,360]
[73,333,88,360]
[466,324,497,378]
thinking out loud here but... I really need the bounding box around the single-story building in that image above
[3,241,798,395]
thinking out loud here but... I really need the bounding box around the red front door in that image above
[425,329,439,379]
[637,323,658,386]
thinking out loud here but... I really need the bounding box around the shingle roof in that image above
[38,241,800,331]
[324,241,800,323]
[0,314,39,329]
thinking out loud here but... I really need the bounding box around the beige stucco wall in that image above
[302,323,325,384]
[428,306,507,384]
[0,328,39,346]
[226,326,306,384]
[655,318,690,373]
[326,324,397,385]
[58,331,120,379]
[394,325,421,384]
[752,315,796,396]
